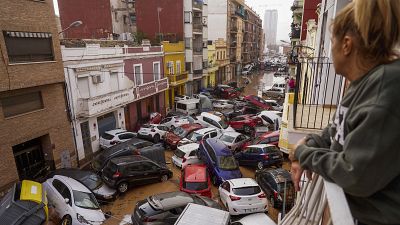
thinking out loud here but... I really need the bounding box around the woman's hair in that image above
[332,0,400,64]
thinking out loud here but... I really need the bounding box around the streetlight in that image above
[59,20,83,35]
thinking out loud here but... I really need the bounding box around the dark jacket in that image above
[295,59,400,225]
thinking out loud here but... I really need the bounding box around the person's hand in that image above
[291,161,304,191]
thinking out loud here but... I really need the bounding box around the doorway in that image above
[80,121,93,160]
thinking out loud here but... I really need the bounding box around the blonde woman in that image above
[290,0,400,224]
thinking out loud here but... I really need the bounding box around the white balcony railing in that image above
[279,175,354,225]
[77,88,135,118]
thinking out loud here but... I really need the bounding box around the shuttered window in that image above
[1,91,44,118]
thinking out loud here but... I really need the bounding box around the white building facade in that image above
[264,9,278,48]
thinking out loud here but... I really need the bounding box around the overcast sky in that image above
[244,0,293,43]
[53,0,292,42]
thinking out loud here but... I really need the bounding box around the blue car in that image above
[198,138,242,185]
[234,144,283,170]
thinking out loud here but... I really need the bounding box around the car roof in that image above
[228,178,258,188]
[105,129,127,136]
[184,165,207,182]
[200,112,222,121]
[178,143,199,152]
[221,131,242,138]
[262,168,292,183]
[260,130,280,138]
[110,155,149,165]
[148,191,193,210]
[52,168,95,180]
[180,123,202,130]
[176,99,200,104]
[53,175,91,192]
[195,127,217,134]
[246,144,276,148]
[205,138,231,156]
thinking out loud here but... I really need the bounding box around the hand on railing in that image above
[290,137,313,191]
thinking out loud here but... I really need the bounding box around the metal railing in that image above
[293,57,344,129]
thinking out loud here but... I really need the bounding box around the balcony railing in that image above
[168,72,188,86]
[291,28,301,39]
[293,58,345,129]
[193,69,203,79]
[279,175,354,225]
[77,88,135,118]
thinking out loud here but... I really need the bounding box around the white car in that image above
[219,178,268,216]
[171,143,201,168]
[43,175,106,225]
[99,129,136,149]
[219,131,251,152]
[264,99,283,112]
[159,116,195,129]
[231,213,276,225]
[212,99,235,110]
[178,127,223,145]
[242,64,253,75]
[197,112,235,132]
[175,94,192,102]
[137,124,170,143]
[257,111,282,129]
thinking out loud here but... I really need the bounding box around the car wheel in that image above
[257,161,264,170]
[61,215,72,225]
[153,134,160,143]
[117,182,129,193]
[161,174,169,182]
[244,125,252,134]
[270,196,276,208]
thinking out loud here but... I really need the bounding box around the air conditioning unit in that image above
[92,75,99,84]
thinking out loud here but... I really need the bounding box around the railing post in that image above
[293,62,301,128]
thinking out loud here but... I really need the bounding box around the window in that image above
[184,11,191,23]
[185,62,192,73]
[153,62,160,80]
[123,15,128,24]
[168,61,174,75]
[189,151,197,157]
[110,72,119,92]
[4,31,54,63]
[204,142,217,162]
[185,38,191,49]
[134,64,143,85]
[1,91,43,118]
[176,61,181,75]
[118,133,135,140]
[129,13,136,23]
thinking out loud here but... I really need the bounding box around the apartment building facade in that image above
[0,0,75,193]
[242,6,263,65]
[58,0,136,40]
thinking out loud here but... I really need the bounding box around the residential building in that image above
[136,0,208,95]
[242,6,263,65]
[215,38,230,83]
[0,0,75,193]
[206,42,218,87]
[264,9,278,47]
[163,41,188,110]
[228,0,245,78]
[57,0,136,39]
[300,0,321,42]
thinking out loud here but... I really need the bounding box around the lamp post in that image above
[58,20,83,36]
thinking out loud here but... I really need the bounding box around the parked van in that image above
[174,203,230,225]
[176,99,200,116]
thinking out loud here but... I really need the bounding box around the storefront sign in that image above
[156,78,168,92]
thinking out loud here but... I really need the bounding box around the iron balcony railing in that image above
[293,57,345,129]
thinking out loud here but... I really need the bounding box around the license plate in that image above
[273,156,280,159]
[244,208,257,212]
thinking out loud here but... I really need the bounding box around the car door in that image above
[125,162,145,185]
[229,117,241,129]
[142,162,161,184]
[218,181,231,206]
[239,147,251,165]
[48,179,73,217]
[118,133,135,143]
[248,147,263,164]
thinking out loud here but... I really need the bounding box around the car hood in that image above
[217,168,242,181]
[75,207,106,224]
[93,183,117,198]
[166,133,181,142]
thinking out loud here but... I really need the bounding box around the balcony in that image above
[136,78,169,100]
[192,69,203,79]
[291,0,304,13]
[168,72,188,86]
[192,0,203,11]
[193,17,203,33]
[77,88,135,118]
[230,26,238,33]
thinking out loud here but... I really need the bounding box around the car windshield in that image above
[81,174,103,190]
[186,132,203,142]
[101,133,114,140]
[183,181,208,191]
[173,127,187,138]
[232,186,261,196]
[73,191,100,209]
[220,134,235,143]
[219,119,229,129]
[218,156,239,170]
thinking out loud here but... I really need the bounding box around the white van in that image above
[176,99,200,115]
[196,112,235,131]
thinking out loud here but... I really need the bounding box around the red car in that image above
[214,85,240,99]
[243,95,273,110]
[180,164,212,198]
[164,123,203,149]
[253,130,280,146]
[228,114,263,133]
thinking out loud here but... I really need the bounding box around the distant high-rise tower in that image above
[264,9,278,47]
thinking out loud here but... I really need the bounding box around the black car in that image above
[47,168,117,202]
[131,191,222,225]
[91,137,160,173]
[101,155,173,193]
[255,168,296,209]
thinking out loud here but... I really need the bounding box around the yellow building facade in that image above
[215,38,230,83]
[163,41,188,110]
[207,43,218,87]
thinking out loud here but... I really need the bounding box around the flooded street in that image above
[101,71,290,225]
